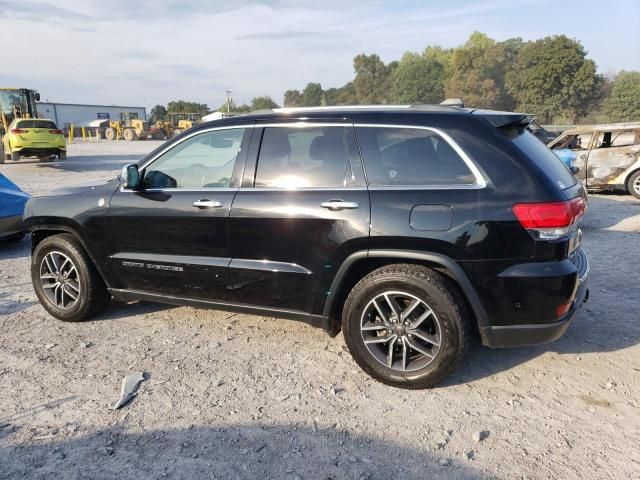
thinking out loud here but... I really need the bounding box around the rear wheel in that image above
[31,234,111,322]
[58,150,67,160]
[105,127,116,140]
[342,264,469,389]
[627,170,640,200]
[10,151,20,162]
[123,129,137,141]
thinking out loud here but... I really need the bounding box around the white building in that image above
[36,102,147,128]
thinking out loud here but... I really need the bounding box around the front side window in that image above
[357,127,475,186]
[143,128,246,189]
[595,130,639,149]
[254,126,355,188]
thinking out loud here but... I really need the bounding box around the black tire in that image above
[0,153,5,164]
[31,233,111,322]
[627,170,640,200]
[11,151,20,162]
[58,150,67,160]
[342,264,469,389]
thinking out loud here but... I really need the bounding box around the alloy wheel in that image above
[39,251,81,309]
[360,290,442,372]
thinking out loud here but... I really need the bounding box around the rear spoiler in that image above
[469,109,535,128]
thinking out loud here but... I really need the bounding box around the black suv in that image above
[24,106,589,388]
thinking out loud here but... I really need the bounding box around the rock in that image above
[346,454,357,463]
[466,450,475,460]
[438,458,450,466]
[98,446,114,456]
[472,430,489,442]
[44,343,57,349]
[436,440,447,450]
[79,341,91,349]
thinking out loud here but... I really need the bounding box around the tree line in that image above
[150,32,640,125]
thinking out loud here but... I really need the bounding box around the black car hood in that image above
[42,178,117,197]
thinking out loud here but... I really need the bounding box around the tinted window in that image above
[510,129,577,189]
[143,128,246,189]
[255,126,355,188]
[357,127,475,186]
[16,119,57,129]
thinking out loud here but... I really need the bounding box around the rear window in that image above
[357,127,476,186]
[508,129,577,189]
[16,120,57,129]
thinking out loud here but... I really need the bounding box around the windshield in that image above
[0,90,28,118]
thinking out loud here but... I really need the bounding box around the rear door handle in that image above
[192,199,223,209]
[320,200,359,211]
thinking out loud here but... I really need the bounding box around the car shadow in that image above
[0,236,29,261]
[0,424,483,479]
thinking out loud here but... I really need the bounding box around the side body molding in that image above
[322,249,491,344]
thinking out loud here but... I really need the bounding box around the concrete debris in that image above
[110,372,147,410]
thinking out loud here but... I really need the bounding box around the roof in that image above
[560,122,640,134]
[201,104,531,128]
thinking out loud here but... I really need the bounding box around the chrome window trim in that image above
[120,121,488,193]
[354,123,487,189]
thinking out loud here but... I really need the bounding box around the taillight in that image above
[49,129,63,134]
[11,128,29,134]
[512,197,586,239]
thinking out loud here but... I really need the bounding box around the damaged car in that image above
[548,123,640,199]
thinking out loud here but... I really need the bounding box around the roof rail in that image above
[273,105,411,113]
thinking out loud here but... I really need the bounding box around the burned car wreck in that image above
[548,123,640,198]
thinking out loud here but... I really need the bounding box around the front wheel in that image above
[627,170,640,200]
[31,233,111,321]
[342,264,469,389]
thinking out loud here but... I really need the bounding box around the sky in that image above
[0,0,638,110]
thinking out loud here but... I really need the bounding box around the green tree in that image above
[251,96,280,110]
[389,52,445,104]
[324,83,357,105]
[149,104,167,123]
[445,32,512,110]
[505,35,599,123]
[167,100,209,116]
[604,71,640,122]
[353,54,392,104]
[301,82,324,106]
[283,89,302,107]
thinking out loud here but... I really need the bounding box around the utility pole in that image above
[224,90,232,113]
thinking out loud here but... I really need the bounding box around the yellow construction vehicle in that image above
[104,112,160,141]
[167,112,202,137]
[1,88,40,139]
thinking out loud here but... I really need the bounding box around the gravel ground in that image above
[1,141,639,479]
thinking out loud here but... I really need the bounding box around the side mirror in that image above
[120,163,141,189]
[570,166,580,175]
[35,92,41,101]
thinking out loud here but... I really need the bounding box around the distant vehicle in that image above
[104,112,160,141]
[1,118,66,163]
[548,123,640,199]
[0,174,30,242]
[0,88,40,136]
[24,105,589,388]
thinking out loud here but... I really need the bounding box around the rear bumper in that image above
[0,215,26,238]
[481,248,590,348]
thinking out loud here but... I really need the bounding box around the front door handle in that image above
[193,199,223,209]
[320,200,359,211]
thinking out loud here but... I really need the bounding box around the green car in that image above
[1,118,66,163]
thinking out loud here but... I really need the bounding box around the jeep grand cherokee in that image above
[24,105,589,388]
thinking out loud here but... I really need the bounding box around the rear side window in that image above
[255,126,356,188]
[356,127,476,186]
[16,120,57,129]
[509,129,577,189]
